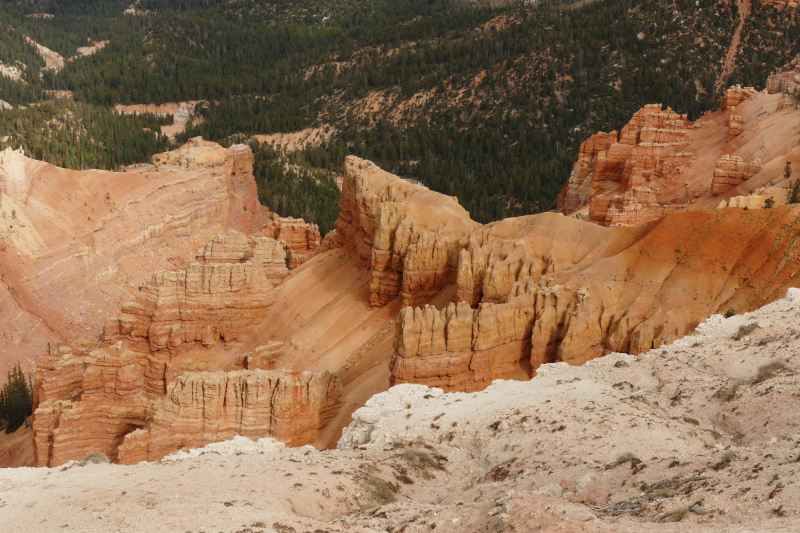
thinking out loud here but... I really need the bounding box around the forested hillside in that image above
[1,0,799,232]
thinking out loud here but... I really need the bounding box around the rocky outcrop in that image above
[726,108,745,143]
[32,229,291,467]
[104,231,287,362]
[556,131,618,214]
[0,138,270,370]
[720,85,758,110]
[766,62,800,95]
[117,369,341,464]
[558,104,691,226]
[717,187,789,209]
[392,207,800,391]
[600,173,684,226]
[234,341,285,370]
[24,35,65,73]
[264,217,322,268]
[334,156,479,307]
[711,155,762,195]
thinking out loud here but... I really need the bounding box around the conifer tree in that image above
[0,363,33,434]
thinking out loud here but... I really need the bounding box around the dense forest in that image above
[0,0,799,230]
[0,99,172,170]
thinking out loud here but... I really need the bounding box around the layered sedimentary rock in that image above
[720,85,758,110]
[0,138,271,369]
[264,217,322,268]
[32,230,293,467]
[558,104,691,226]
[556,131,618,213]
[601,172,683,226]
[117,369,341,464]
[711,155,763,195]
[767,56,800,94]
[726,108,745,142]
[105,230,288,364]
[333,156,479,307]
[558,83,800,227]
[392,207,800,391]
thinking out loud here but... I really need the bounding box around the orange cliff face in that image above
[0,138,269,371]
[30,154,475,467]
[117,369,341,464]
[333,156,480,307]
[31,228,333,467]
[0,137,323,374]
[556,84,800,226]
[390,207,800,392]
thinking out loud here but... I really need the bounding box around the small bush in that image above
[362,475,398,505]
[82,452,110,465]
[720,450,738,463]
[283,245,292,269]
[401,449,437,470]
[666,508,688,522]
[612,452,640,467]
[714,380,743,401]
[734,322,759,341]
[758,335,778,346]
[753,360,790,384]
[711,450,737,470]
[724,308,735,318]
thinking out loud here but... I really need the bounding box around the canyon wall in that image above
[0,138,271,369]
[333,156,479,307]
[558,104,691,226]
[23,84,800,466]
[117,369,341,464]
[32,226,323,467]
[391,207,800,391]
[0,137,321,372]
[557,84,780,227]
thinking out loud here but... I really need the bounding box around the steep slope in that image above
[0,138,269,371]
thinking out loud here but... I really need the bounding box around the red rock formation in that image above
[117,369,341,464]
[32,230,293,467]
[557,131,618,214]
[599,173,684,227]
[264,217,322,268]
[720,85,758,110]
[727,108,744,143]
[712,155,763,195]
[234,341,284,370]
[0,138,270,369]
[105,231,288,364]
[558,104,691,226]
[334,156,479,307]
[767,67,800,95]
[559,84,792,227]
[392,207,800,391]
